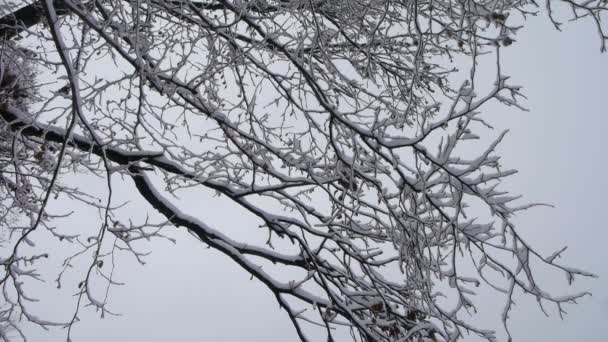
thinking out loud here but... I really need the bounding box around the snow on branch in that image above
[0,0,604,341]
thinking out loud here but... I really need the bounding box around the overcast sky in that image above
[2,2,607,342]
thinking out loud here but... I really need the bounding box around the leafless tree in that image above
[0,0,606,341]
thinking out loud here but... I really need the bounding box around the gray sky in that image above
[4,3,607,342]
